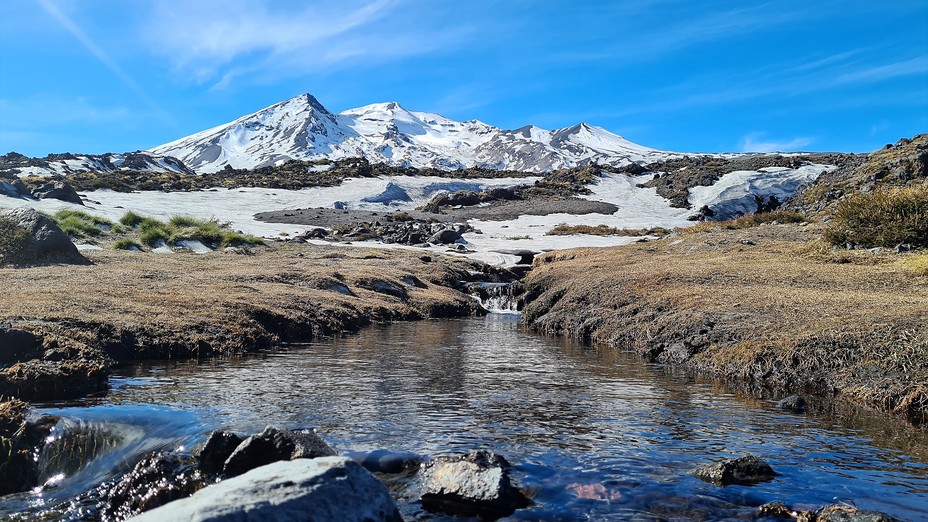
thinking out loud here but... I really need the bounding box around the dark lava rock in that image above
[693,455,776,486]
[776,395,807,414]
[420,450,530,519]
[223,425,337,477]
[816,504,899,521]
[429,228,463,244]
[32,181,83,205]
[0,207,87,265]
[0,326,40,364]
[101,451,206,520]
[196,430,243,474]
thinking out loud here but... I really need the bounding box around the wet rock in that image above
[429,228,463,244]
[0,399,59,495]
[0,207,87,265]
[133,457,403,522]
[757,501,796,518]
[816,504,899,521]
[101,451,206,520]
[32,181,83,205]
[776,395,807,414]
[693,455,776,486]
[196,430,243,474]
[0,326,40,364]
[223,425,337,477]
[420,449,530,518]
[360,449,422,474]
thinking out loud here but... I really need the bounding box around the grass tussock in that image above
[547,224,672,237]
[47,209,117,238]
[123,213,265,248]
[112,238,143,251]
[903,254,928,276]
[824,185,928,248]
[681,211,806,234]
[523,224,928,424]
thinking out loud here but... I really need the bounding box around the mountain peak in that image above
[150,95,675,172]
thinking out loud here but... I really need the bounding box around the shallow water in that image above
[4,316,928,520]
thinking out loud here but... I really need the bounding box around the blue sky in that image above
[1,0,926,157]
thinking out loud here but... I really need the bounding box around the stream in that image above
[2,315,927,520]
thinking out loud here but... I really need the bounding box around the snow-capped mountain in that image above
[0,151,193,178]
[150,94,677,173]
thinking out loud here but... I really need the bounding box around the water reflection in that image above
[15,316,928,520]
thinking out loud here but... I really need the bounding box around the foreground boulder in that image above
[222,425,337,477]
[420,450,530,518]
[0,207,86,265]
[694,455,776,486]
[131,457,403,522]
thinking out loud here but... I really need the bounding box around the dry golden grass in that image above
[523,223,928,424]
[0,243,484,361]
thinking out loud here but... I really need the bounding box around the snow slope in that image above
[1,152,193,178]
[150,94,679,173]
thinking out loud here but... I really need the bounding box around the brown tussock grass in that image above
[523,223,928,425]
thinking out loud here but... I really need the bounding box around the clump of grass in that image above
[904,254,928,276]
[0,218,30,263]
[824,185,928,248]
[682,210,806,234]
[220,231,265,247]
[505,235,532,240]
[48,209,116,238]
[113,238,143,251]
[119,211,146,228]
[547,224,672,236]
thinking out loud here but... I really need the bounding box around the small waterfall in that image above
[467,282,521,314]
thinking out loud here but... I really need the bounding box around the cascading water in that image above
[466,282,521,314]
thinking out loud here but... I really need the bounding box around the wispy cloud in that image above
[32,0,170,122]
[144,0,468,88]
[739,132,814,152]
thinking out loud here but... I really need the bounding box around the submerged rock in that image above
[693,455,776,486]
[131,457,403,522]
[101,451,206,520]
[222,425,337,477]
[776,395,808,414]
[360,449,422,475]
[420,449,530,519]
[816,504,899,521]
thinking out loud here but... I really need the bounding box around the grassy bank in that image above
[521,223,928,425]
[0,243,494,400]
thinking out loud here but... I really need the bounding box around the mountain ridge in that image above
[149,93,678,173]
